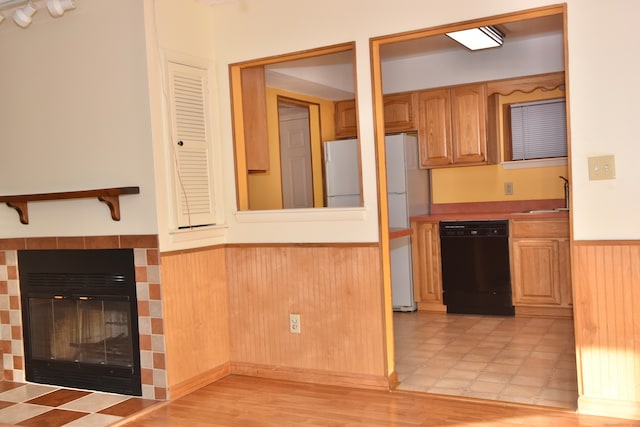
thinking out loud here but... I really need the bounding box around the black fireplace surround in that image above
[18,249,142,396]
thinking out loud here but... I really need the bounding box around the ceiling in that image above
[380,14,563,59]
[265,14,564,100]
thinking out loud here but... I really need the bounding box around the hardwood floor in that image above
[119,375,632,426]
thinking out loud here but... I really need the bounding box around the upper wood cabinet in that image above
[451,84,488,165]
[334,100,357,139]
[335,93,418,138]
[241,66,270,171]
[383,92,417,133]
[417,89,452,167]
[417,83,489,168]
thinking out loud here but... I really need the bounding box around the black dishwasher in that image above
[440,220,514,316]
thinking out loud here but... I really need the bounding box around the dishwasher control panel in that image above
[439,220,508,237]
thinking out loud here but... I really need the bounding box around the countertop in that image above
[390,200,568,239]
[411,210,569,222]
[389,227,413,240]
[410,199,569,222]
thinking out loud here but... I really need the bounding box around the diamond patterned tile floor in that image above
[0,382,159,427]
[394,311,578,409]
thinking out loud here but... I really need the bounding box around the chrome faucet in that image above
[559,176,569,209]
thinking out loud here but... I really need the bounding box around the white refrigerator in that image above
[324,138,361,207]
[386,133,430,311]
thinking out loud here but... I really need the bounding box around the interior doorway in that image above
[371,5,577,409]
[278,99,314,209]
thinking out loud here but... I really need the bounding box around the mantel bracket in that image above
[0,187,140,224]
[98,195,122,221]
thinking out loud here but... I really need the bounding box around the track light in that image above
[47,0,75,17]
[13,2,37,28]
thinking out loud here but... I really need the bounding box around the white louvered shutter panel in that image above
[167,62,216,228]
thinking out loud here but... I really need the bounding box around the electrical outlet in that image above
[504,182,513,196]
[588,155,616,180]
[289,314,301,334]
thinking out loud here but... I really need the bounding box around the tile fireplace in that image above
[0,235,167,401]
[18,248,141,396]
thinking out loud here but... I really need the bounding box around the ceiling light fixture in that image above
[13,1,37,28]
[446,26,504,51]
[46,0,74,17]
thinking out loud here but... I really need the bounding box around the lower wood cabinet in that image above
[510,218,572,318]
[411,221,445,312]
[410,217,572,317]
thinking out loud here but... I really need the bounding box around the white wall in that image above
[142,0,228,252]
[565,1,640,240]
[0,0,158,237]
[209,0,640,242]
[2,0,638,243]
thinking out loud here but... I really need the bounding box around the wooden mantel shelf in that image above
[0,187,140,224]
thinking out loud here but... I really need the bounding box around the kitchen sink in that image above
[522,207,569,214]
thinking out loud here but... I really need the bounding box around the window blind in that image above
[510,98,567,161]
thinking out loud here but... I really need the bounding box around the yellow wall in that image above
[432,164,568,203]
[432,88,568,204]
[248,87,336,210]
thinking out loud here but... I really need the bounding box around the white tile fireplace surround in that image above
[0,235,168,401]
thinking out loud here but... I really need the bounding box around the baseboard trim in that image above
[417,302,446,313]
[230,362,390,391]
[515,306,573,319]
[578,396,640,420]
[168,362,231,400]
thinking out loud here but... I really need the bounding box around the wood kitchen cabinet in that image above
[241,66,270,171]
[335,93,418,138]
[411,221,445,312]
[510,218,572,318]
[334,99,357,139]
[417,83,489,168]
[383,92,417,133]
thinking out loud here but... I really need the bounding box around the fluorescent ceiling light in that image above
[446,26,504,51]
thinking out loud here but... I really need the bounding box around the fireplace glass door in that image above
[28,296,134,368]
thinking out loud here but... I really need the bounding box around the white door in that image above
[280,107,313,208]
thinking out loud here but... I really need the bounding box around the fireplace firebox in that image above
[18,249,142,396]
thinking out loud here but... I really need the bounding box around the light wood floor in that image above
[119,375,631,426]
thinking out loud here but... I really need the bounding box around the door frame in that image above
[369,3,572,389]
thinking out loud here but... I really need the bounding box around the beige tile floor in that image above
[394,311,578,409]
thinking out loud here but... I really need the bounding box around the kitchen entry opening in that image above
[18,249,142,396]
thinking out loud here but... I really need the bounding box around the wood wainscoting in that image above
[573,241,640,420]
[160,246,231,400]
[225,244,389,390]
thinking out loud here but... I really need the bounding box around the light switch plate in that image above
[588,155,616,180]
